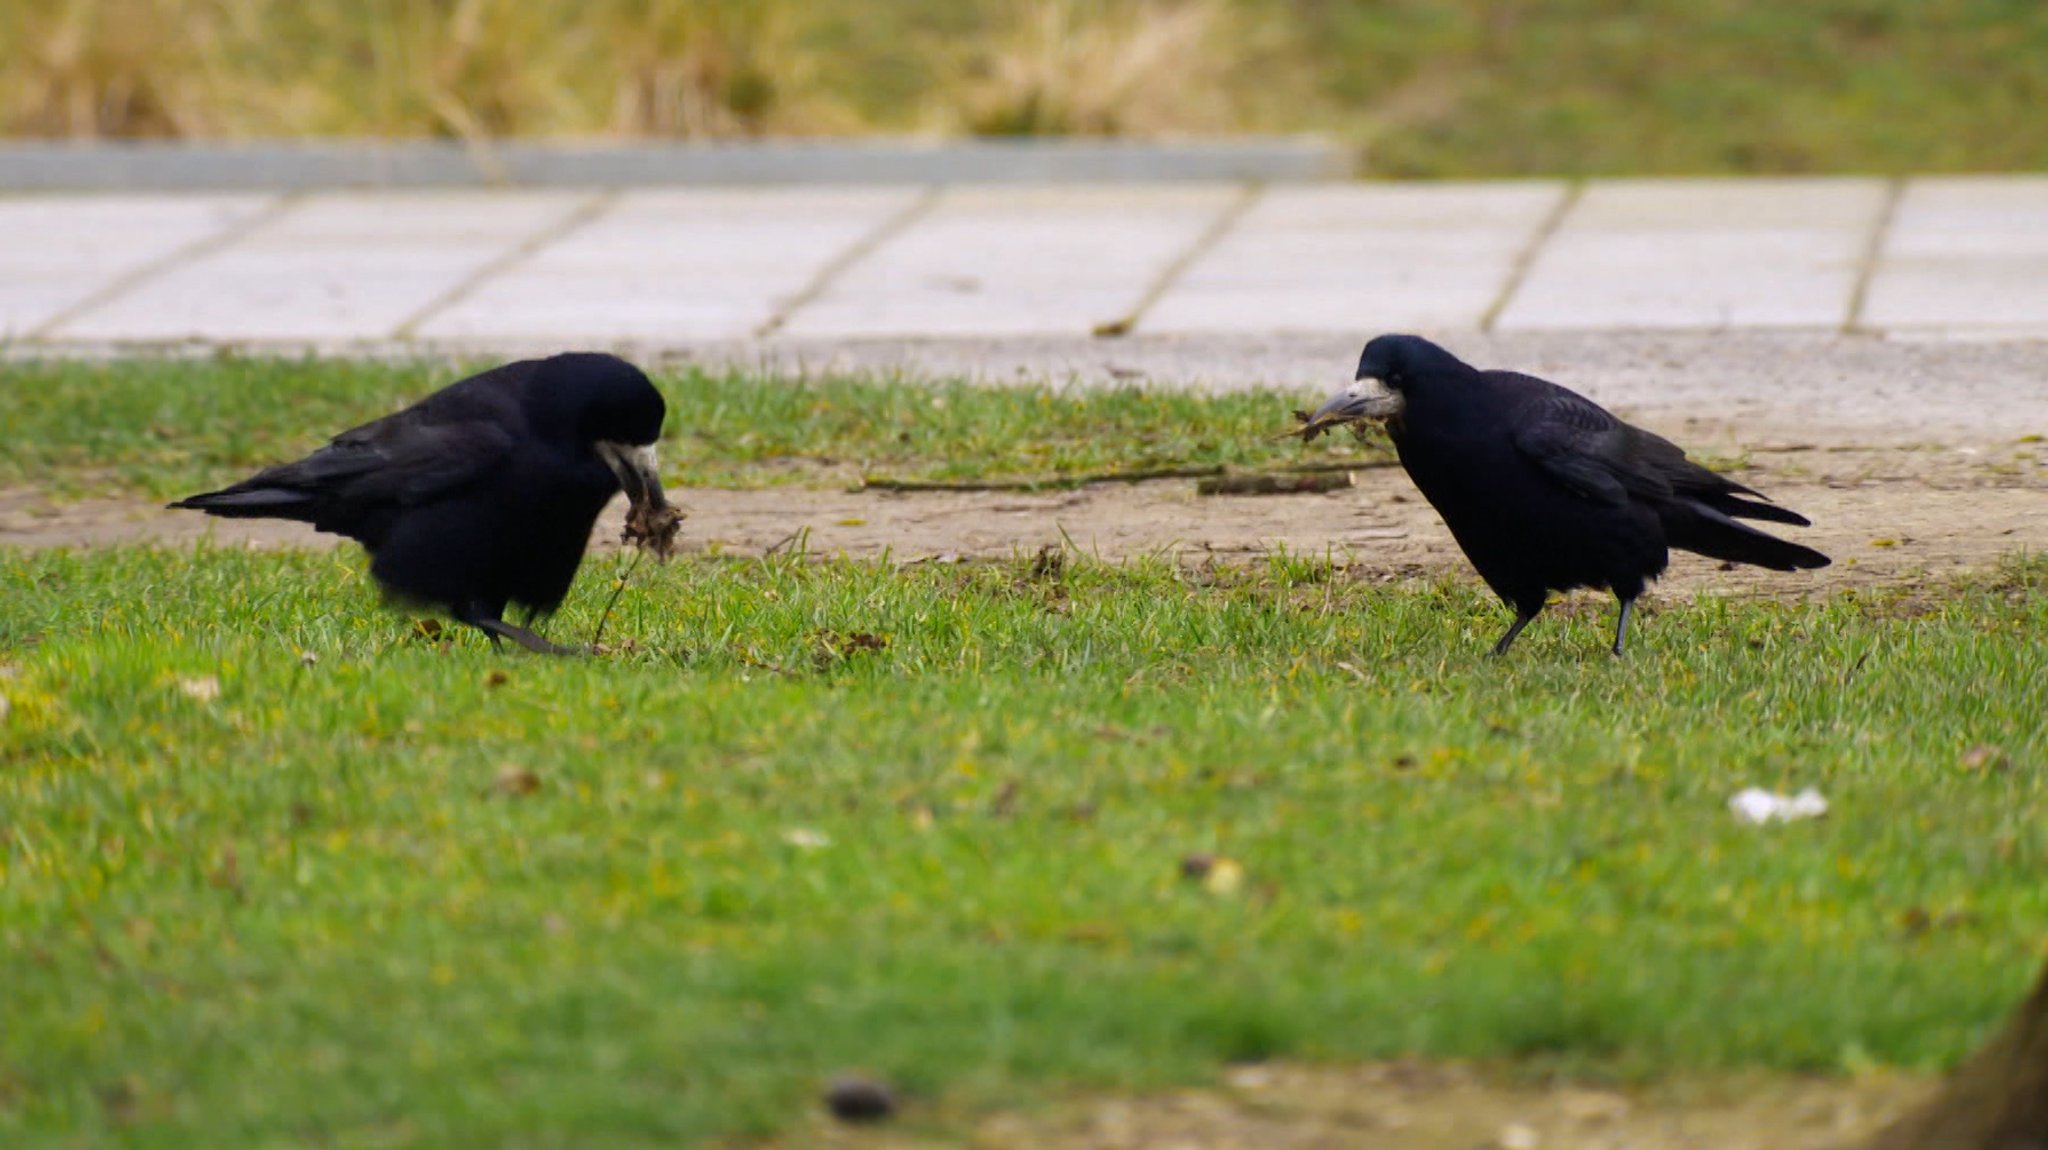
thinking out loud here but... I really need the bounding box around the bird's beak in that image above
[1303,375,1405,435]
[595,440,666,509]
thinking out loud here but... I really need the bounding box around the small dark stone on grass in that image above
[824,1074,898,1123]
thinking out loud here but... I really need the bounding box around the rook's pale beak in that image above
[1303,375,1404,435]
[595,440,666,509]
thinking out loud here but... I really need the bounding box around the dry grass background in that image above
[3,0,2047,175]
[0,0,1245,142]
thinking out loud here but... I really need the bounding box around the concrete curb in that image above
[0,137,1349,190]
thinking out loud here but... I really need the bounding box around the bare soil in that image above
[770,1061,1932,1150]
[7,444,2041,600]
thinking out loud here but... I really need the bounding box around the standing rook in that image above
[171,352,673,653]
[1301,335,1828,656]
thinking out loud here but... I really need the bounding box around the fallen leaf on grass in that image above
[1961,744,2010,773]
[208,845,243,896]
[1063,922,1118,943]
[491,766,541,797]
[814,630,890,667]
[1181,853,1246,895]
[96,1078,142,1126]
[1899,905,1982,938]
[988,780,1021,818]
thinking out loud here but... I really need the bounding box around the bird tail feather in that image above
[168,487,317,519]
[1703,491,1810,527]
[1666,503,1830,571]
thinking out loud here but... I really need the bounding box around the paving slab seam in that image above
[1111,182,1265,336]
[753,186,943,338]
[1477,180,1583,333]
[1842,176,1907,334]
[25,193,299,341]
[391,190,619,340]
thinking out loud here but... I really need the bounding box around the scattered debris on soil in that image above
[9,442,2041,601]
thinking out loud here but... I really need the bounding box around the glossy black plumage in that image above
[1309,335,1829,655]
[171,352,669,652]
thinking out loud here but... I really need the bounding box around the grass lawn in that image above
[3,539,2045,1147]
[0,357,1374,503]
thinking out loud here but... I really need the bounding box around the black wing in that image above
[1506,377,1806,526]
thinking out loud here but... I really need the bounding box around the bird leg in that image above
[1489,606,1543,657]
[1611,596,1636,658]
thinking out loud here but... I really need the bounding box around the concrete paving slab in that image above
[0,194,275,338]
[1859,176,2048,334]
[1494,178,1889,331]
[775,186,1238,339]
[51,191,589,343]
[1142,182,1565,334]
[415,188,922,343]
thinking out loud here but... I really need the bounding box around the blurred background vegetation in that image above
[3,0,2046,175]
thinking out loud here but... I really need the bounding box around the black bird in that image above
[171,352,670,653]
[1304,335,1828,656]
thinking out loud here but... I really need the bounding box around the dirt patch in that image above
[6,445,2041,598]
[770,1061,1931,1150]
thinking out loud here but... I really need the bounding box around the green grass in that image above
[7,1,2048,174]
[0,358,1370,502]
[3,545,2045,1147]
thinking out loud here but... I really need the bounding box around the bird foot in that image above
[473,618,586,656]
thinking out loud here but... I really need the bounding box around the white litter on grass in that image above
[781,828,832,850]
[177,675,222,703]
[1729,787,1829,825]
